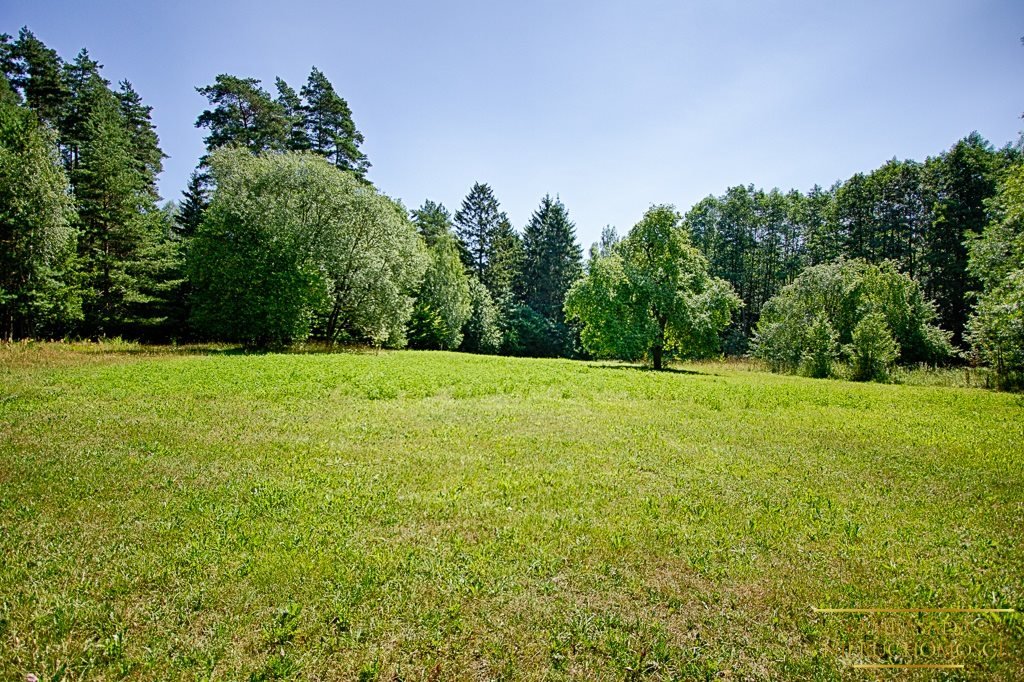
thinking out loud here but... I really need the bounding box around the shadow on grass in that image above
[592,362,716,376]
[7,340,384,362]
[102,343,383,357]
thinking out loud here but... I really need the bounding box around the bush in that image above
[799,313,839,378]
[460,277,503,354]
[847,312,899,382]
[753,259,951,380]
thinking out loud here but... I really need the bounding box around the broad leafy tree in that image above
[966,162,1024,386]
[408,233,471,350]
[753,259,953,376]
[460,276,502,354]
[566,205,741,369]
[189,149,425,347]
[0,88,79,339]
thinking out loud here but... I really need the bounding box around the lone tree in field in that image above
[565,205,740,370]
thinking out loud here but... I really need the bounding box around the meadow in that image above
[1,343,1022,680]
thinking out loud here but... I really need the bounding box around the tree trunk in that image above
[651,314,667,370]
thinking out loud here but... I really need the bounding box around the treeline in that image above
[2,28,1023,384]
[0,28,585,357]
[1,28,181,341]
[684,136,1020,352]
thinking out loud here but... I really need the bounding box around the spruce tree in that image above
[176,170,209,238]
[116,80,165,198]
[301,67,369,177]
[454,182,502,280]
[520,195,583,322]
[486,214,524,301]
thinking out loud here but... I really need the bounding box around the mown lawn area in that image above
[1,343,1022,680]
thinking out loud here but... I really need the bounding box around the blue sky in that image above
[4,0,1022,247]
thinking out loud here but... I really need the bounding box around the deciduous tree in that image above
[566,205,740,369]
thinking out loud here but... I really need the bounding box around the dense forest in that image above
[2,28,1022,385]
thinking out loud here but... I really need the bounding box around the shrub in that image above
[460,277,503,354]
[799,313,839,378]
[753,259,951,380]
[847,312,899,382]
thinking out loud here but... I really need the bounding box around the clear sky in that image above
[4,0,1022,247]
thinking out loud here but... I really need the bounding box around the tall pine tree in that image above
[301,67,369,178]
[6,28,68,127]
[411,199,453,248]
[195,75,288,156]
[275,77,311,152]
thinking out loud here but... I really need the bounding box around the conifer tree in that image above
[116,80,165,198]
[73,92,154,336]
[60,49,108,173]
[520,195,583,322]
[7,28,68,126]
[411,200,453,248]
[195,75,288,156]
[921,133,1000,344]
[454,182,502,280]
[485,214,524,301]
[301,67,369,177]
[176,170,209,238]
[275,77,310,152]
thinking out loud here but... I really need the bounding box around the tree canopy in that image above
[188,148,425,347]
[752,259,953,378]
[566,205,741,369]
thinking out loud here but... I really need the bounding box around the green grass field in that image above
[1,343,1022,680]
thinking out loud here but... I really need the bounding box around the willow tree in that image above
[189,148,425,347]
[566,205,740,369]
